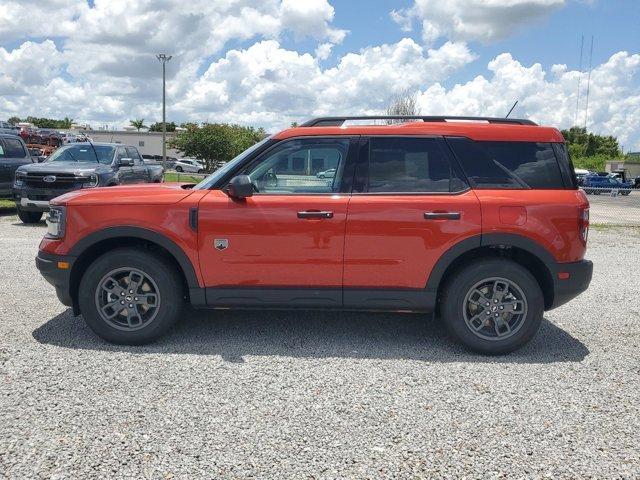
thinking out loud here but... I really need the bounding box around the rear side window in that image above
[2,137,27,158]
[447,137,565,189]
[366,137,467,193]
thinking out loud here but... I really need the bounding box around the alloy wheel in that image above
[462,277,528,341]
[94,267,161,331]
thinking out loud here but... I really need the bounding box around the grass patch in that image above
[164,172,205,184]
[591,223,640,232]
[0,198,16,212]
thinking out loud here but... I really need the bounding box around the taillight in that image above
[579,207,589,243]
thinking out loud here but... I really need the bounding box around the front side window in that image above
[3,137,27,158]
[241,138,350,194]
[447,137,565,189]
[366,137,466,193]
[126,147,142,164]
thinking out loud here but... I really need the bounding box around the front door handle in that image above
[424,212,461,220]
[297,210,333,219]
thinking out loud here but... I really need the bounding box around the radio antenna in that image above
[505,100,518,118]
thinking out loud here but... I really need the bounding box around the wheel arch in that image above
[426,234,556,310]
[68,227,203,312]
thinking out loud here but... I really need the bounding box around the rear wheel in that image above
[440,258,543,354]
[17,209,43,224]
[78,248,184,344]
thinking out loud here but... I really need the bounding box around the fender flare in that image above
[424,233,556,292]
[68,226,200,289]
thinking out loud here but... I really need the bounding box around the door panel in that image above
[198,190,348,289]
[343,135,481,298]
[343,191,481,290]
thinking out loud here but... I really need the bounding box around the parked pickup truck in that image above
[14,142,164,223]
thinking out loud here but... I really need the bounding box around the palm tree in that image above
[130,119,146,131]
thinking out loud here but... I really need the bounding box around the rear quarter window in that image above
[446,137,566,189]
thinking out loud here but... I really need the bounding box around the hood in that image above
[17,161,110,176]
[52,182,197,206]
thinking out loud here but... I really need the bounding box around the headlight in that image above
[14,172,24,188]
[82,174,99,188]
[46,206,66,239]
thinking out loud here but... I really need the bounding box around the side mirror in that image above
[118,157,134,167]
[227,175,254,199]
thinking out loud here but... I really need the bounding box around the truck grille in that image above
[23,173,83,189]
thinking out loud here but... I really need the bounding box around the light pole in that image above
[156,53,172,170]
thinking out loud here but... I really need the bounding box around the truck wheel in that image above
[440,258,543,355]
[17,209,43,224]
[78,248,184,345]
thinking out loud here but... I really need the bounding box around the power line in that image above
[574,35,584,126]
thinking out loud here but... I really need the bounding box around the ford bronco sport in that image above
[36,116,592,354]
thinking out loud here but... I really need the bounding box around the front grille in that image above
[23,173,84,189]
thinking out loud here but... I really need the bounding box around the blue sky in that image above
[1,0,639,148]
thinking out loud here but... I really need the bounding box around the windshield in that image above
[194,136,273,189]
[46,144,115,164]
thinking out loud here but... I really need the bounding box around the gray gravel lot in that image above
[0,214,639,479]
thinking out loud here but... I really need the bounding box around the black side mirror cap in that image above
[227,175,253,199]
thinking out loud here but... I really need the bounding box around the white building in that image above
[73,130,182,158]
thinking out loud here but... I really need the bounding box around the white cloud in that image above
[416,51,640,149]
[175,38,476,124]
[391,0,565,44]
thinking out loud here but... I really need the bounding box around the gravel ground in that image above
[0,214,639,479]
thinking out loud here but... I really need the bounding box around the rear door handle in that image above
[297,210,333,219]
[424,212,461,220]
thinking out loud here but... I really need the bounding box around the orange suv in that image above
[36,116,592,354]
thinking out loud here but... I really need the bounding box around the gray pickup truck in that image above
[13,142,164,223]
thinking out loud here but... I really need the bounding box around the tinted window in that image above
[367,137,465,193]
[242,138,350,194]
[447,137,564,189]
[125,147,141,164]
[3,137,27,158]
[47,144,115,164]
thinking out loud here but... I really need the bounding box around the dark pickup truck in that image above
[1,134,34,198]
[13,142,164,223]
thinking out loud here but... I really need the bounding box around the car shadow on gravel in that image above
[33,308,589,363]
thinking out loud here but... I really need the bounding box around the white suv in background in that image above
[174,158,204,173]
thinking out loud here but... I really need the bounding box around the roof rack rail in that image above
[299,116,537,127]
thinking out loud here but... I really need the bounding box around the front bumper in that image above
[549,259,593,309]
[14,186,79,212]
[36,251,76,309]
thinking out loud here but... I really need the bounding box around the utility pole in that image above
[156,53,172,170]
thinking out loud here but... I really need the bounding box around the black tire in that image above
[17,209,43,224]
[197,169,204,174]
[78,248,184,345]
[175,166,183,172]
[440,258,543,355]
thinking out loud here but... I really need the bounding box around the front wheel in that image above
[17,209,43,224]
[440,258,543,354]
[78,248,184,344]
[175,166,183,172]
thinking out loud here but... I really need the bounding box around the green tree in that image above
[7,116,21,125]
[149,121,176,132]
[561,126,621,158]
[169,123,267,173]
[130,119,146,131]
[23,116,73,129]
